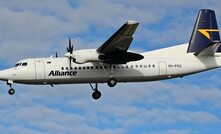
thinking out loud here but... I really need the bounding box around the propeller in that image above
[66,38,75,67]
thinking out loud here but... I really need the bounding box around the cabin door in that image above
[35,60,45,80]
[159,61,167,75]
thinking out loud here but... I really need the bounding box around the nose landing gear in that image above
[8,88,15,95]
[7,80,15,95]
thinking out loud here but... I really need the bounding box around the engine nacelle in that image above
[65,49,102,64]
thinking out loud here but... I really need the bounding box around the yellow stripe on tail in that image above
[198,29,219,39]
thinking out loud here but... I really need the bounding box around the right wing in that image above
[97,20,139,53]
[97,21,143,64]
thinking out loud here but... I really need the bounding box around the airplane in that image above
[0,9,220,100]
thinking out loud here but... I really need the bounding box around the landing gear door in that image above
[35,61,45,80]
[159,61,167,75]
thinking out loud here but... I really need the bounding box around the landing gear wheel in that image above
[92,90,101,100]
[107,78,117,87]
[8,88,15,95]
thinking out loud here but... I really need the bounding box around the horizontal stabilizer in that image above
[194,41,221,56]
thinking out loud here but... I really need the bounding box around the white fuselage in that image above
[0,43,221,85]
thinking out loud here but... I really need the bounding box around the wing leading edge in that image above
[97,21,143,64]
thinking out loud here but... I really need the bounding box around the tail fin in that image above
[187,9,221,55]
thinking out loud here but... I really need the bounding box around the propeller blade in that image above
[69,38,71,46]
[67,38,73,54]
[56,52,58,58]
[70,46,73,54]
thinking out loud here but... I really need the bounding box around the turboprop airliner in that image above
[0,9,220,100]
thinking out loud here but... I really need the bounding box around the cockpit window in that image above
[22,62,27,66]
[14,63,19,67]
[14,62,28,67]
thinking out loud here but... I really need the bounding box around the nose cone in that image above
[0,68,14,81]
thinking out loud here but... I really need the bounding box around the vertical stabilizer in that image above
[187,9,220,54]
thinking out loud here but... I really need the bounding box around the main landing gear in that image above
[89,78,117,100]
[89,63,118,100]
[107,78,117,87]
[90,83,101,100]
[7,80,15,95]
[99,63,118,87]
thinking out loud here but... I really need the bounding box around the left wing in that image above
[97,21,143,64]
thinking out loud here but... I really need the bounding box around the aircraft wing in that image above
[97,21,143,64]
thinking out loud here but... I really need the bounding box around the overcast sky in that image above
[0,0,221,134]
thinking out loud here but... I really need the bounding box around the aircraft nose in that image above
[0,69,14,81]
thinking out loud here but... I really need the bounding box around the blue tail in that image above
[187,9,220,54]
